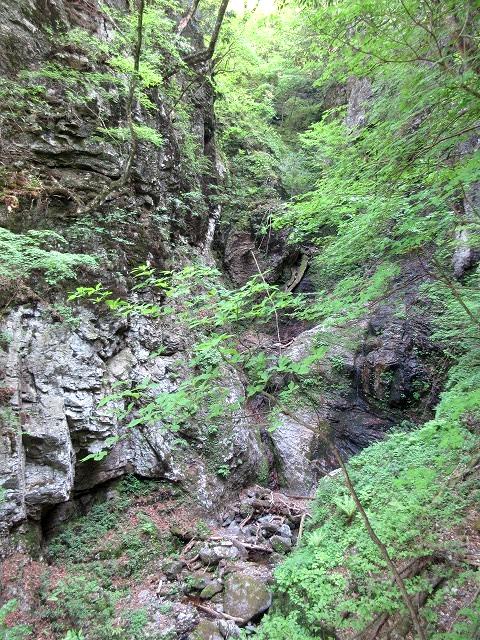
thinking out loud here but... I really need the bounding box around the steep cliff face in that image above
[0,0,218,280]
[0,0,467,544]
[0,0,267,545]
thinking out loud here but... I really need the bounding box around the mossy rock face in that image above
[162,559,185,579]
[270,535,292,554]
[223,572,272,622]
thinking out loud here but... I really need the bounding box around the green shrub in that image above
[41,576,122,639]
[0,228,96,285]
[256,418,477,638]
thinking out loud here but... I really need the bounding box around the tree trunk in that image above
[177,0,201,35]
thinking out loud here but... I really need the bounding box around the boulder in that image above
[223,572,272,622]
[269,408,320,494]
[199,546,220,566]
[212,544,240,561]
[162,559,185,579]
[199,580,223,600]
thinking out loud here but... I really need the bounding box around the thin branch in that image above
[184,0,230,65]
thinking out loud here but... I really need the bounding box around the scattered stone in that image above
[278,523,292,538]
[268,552,284,566]
[223,572,272,622]
[174,605,199,634]
[217,619,241,638]
[231,539,249,560]
[199,547,220,565]
[243,525,257,537]
[162,559,185,579]
[199,580,223,600]
[225,521,241,536]
[270,535,292,553]
[192,619,223,640]
[222,514,234,527]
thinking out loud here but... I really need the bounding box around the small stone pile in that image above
[156,486,310,639]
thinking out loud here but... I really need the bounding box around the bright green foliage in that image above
[69,263,326,461]
[46,499,127,564]
[215,7,320,228]
[46,475,169,565]
[40,575,156,640]
[261,0,480,326]
[61,632,85,640]
[6,0,189,121]
[61,632,86,640]
[0,228,96,285]
[42,576,122,640]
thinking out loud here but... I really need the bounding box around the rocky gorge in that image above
[0,1,479,639]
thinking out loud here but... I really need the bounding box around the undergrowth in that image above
[37,476,183,639]
[256,403,479,638]
[46,476,179,569]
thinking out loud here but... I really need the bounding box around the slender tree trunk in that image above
[205,0,229,59]
[177,0,201,35]
[185,0,230,64]
[76,0,145,216]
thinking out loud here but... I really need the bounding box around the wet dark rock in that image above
[222,228,294,288]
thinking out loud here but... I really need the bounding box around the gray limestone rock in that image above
[345,77,373,129]
[223,572,272,622]
[0,301,267,535]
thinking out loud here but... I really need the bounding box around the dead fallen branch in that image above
[194,602,245,625]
